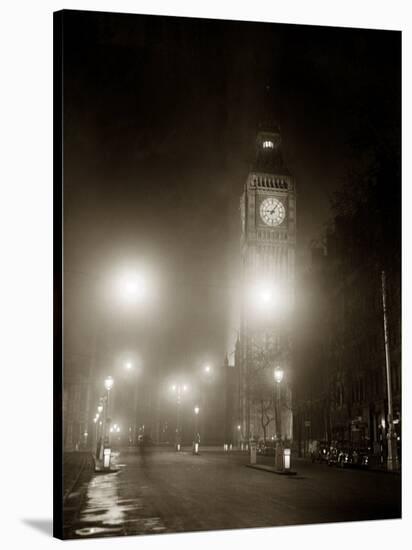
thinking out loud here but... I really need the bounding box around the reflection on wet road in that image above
[64,450,167,538]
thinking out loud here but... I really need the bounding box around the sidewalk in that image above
[63,451,94,502]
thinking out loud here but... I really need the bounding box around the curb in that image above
[246,464,297,476]
[294,457,401,475]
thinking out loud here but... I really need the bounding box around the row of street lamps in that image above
[93,362,213,464]
[169,364,213,453]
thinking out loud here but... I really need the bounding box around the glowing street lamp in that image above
[104,376,114,392]
[103,376,114,464]
[193,406,200,455]
[260,288,273,305]
[249,281,289,316]
[250,282,276,308]
[204,364,211,374]
[274,367,284,385]
[125,361,133,370]
[119,273,147,304]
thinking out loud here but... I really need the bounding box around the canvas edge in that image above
[53,9,64,541]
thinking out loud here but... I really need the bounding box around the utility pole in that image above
[381,270,398,471]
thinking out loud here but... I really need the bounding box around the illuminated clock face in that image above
[260,197,286,226]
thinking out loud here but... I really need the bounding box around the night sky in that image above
[62,10,400,416]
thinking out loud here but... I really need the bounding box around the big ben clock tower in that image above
[238,122,296,443]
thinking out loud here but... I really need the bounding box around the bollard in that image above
[224,443,228,452]
[250,442,257,464]
[103,448,111,469]
[176,443,181,452]
[284,448,291,470]
[229,443,232,451]
[241,443,244,451]
[194,442,199,455]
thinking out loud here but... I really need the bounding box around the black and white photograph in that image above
[52,8,403,540]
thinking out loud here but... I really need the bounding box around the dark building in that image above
[294,228,401,464]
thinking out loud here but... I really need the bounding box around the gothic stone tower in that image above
[239,123,296,442]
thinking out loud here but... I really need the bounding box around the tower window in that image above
[262,140,274,149]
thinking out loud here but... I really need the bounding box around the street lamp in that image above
[171,383,189,451]
[105,376,114,391]
[119,273,147,304]
[103,376,114,467]
[274,367,284,471]
[193,406,200,455]
[204,364,212,374]
[274,367,284,385]
[237,424,242,449]
[125,361,133,370]
[93,416,99,449]
[104,376,114,434]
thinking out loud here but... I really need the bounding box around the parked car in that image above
[310,440,330,463]
[327,441,350,467]
[346,446,371,468]
[327,441,370,468]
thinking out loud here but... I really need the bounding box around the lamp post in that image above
[381,270,399,471]
[274,366,284,471]
[95,401,104,459]
[200,365,213,444]
[193,406,200,454]
[103,376,114,464]
[237,424,242,449]
[123,359,140,444]
[93,415,99,450]
[171,383,188,451]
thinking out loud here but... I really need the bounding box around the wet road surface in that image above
[63,446,401,539]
